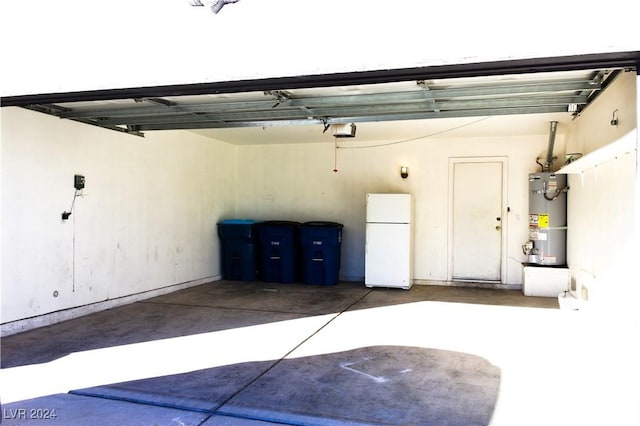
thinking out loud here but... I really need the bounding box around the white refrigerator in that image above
[365,193,414,289]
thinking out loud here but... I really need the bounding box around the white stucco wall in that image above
[234,124,565,284]
[564,71,639,310]
[1,107,237,324]
[566,71,638,155]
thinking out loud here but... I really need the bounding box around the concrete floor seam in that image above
[68,389,214,414]
[212,312,343,411]
[138,300,327,317]
[211,289,375,424]
[67,389,295,426]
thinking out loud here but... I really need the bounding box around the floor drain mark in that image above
[340,358,390,383]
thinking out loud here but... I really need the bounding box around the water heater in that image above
[528,173,568,265]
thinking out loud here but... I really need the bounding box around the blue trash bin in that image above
[217,219,259,281]
[257,221,300,283]
[300,221,343,285]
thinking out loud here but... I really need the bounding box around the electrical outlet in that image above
[74,174,85,190]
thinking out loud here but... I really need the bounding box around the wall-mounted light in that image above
[400,166,409,179]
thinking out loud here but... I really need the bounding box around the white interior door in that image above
[450,159,505,282]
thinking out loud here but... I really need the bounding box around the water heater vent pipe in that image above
[542,121,558,172]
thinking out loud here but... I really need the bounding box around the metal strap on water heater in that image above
[529,175,569,200]
[530,187,570,194]
[530,188,570,194]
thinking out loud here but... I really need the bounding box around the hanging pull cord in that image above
[333,137,339,172]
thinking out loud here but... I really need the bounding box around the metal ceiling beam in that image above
[296,95,586,117]
[133,105,570,131]
[264,89,321,120]
[573,69,622,117]
[85,95,586,127]
[8,53,630,136]
[294,80,600,106]
[57,80,598,121]
[417,80,441,113]
[3,51,638,106]
[22,104,145,137]
[136,97,176,107]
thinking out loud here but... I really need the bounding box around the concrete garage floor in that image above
[1,282,638,425]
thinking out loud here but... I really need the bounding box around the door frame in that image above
[447,156,509,283]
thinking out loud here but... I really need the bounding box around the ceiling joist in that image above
[4,51,638,137]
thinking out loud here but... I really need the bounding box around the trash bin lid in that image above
[220,219,257,224]
[303,221,343,228]
[259,221,301,226]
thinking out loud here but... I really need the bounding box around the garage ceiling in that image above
[3,52,638,141]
